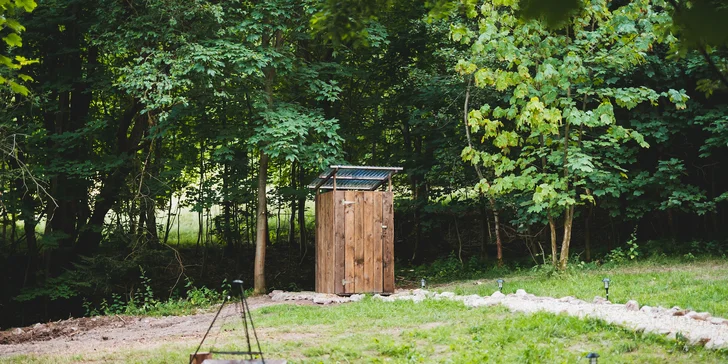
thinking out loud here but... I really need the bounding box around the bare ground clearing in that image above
[0,296,315,358]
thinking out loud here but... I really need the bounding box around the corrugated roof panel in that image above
[308,165,403,191]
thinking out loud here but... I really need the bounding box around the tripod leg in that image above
[190,295,229,364]
[240,284,265,364]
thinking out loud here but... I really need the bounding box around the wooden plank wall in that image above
[315,191,335,293]
[382,191,394,293]
[334,191,346,294]
[317,190,394,294]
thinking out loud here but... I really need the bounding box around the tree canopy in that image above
[0,0,727,327]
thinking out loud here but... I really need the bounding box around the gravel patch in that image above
[372,289,728,349]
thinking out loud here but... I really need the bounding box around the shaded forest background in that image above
[1,0,727,327]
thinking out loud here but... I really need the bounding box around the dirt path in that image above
[0,296,313,358]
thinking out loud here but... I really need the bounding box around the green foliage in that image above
[0,0,36,94]
[83,273,229,317]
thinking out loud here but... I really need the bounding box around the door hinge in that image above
[342,279,351,286]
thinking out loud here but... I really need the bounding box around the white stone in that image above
[625,300,639,311]
[349,294,365,302]
[12,328,23,335]
[491,291,505,299]
[515,289,528,297]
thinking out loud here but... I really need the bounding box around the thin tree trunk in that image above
[254,151,269,294]
[559,206,574,270]
[288,162,297,248]
[196,141,204,249]
[454,218,463,265]
[298,164,307,259]
[549,212,557,266]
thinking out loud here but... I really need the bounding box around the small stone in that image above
[673,309,689,316]
[491,291,505,299]
[12,328,23,335]
[102,336,109,340]
[705,338,725,349]
[686,311,711,321]
[625,300,639,311]
[640,305,653,313]
[33,323,43,329]
[515,289,528,297]
[558,296,576,302]
[474,281,483,285]
[349,294,365,302]
[709,317,726,325]
[439,292,456,298]
[463,297,489,307]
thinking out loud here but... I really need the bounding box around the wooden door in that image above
[341,191,393,294]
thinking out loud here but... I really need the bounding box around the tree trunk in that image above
[559,206,575,270]
[288,162,297,248]
[490,197,503,266]
[75,101,145,255]
[549,212,557,266]
[298,164,307,259]
[254,152,269,294]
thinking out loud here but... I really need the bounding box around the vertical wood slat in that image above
[334,191,346,294]
[315,192,320,293]
[326,192,335,293]
[382,191,394,293]
[363,192,374,292]
[344,191,356,293]
[354,192,364,292]
[373,193,383,292]
[317,189,395,294]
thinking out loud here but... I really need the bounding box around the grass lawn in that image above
[8,299,728,363]
[7,258,728,363]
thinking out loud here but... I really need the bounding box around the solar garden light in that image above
[586,352,599,364]
[496,279,504,292]
[602,278,611,301]
[421,278,426,289]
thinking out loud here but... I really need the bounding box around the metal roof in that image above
[308,165,403,191]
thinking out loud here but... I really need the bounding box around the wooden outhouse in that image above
[309,165,402,295]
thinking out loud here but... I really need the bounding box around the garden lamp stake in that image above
[602,278,611,301]
[497,279,504,292]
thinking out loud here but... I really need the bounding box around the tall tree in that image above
[458,0,688,269]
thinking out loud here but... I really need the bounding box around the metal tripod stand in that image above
[189,280,266,364]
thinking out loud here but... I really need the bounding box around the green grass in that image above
[6,258,728,363]
[6,298,728,363]
[439,257,728,317]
